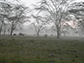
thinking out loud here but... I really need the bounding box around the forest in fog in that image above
[0,0,84,38]
[0,0,84,63]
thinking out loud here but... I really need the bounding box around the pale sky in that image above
[20,0,40,7]
[20,0,84,7]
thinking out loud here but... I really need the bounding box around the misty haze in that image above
[0,0,84,63]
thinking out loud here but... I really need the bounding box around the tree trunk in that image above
[10,30,13,35]
[37,32,40,37]
[56,25,60,38]
[3,29,6,35]
[0,25,2,35]
[10,25,14,36]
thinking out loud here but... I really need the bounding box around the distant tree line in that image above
[31,0,84,38]
[0,0,84,38]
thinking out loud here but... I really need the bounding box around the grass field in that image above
[0,36,84,63]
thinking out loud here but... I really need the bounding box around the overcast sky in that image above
[20,0,40,7]
[20,0,84,7]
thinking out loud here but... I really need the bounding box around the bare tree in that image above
[31,15,47,37]
[61,22,74,36]
[0,0,30,35]
[8,5,28,35]
[69,1,84,35]
[34,0,74,38]
[0,0,10,35]
[0,15,5,35]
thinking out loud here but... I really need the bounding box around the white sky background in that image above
[20,0,84,7]
[20,0,40,7]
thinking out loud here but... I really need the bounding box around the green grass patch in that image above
[0,36,84,63]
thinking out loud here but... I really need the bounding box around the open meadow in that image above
[0,36,84,63]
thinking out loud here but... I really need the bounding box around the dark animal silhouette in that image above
[19,33,24,36]
[44,34,47,37]
[13,34,17,36]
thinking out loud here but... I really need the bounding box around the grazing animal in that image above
[19,33,24,36]
[44,34,47,37]
[13,33,17,36]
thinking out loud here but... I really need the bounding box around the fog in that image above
[0,1,84,63]
[0,0,84,38]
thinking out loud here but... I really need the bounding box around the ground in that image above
[0,36,84,63]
